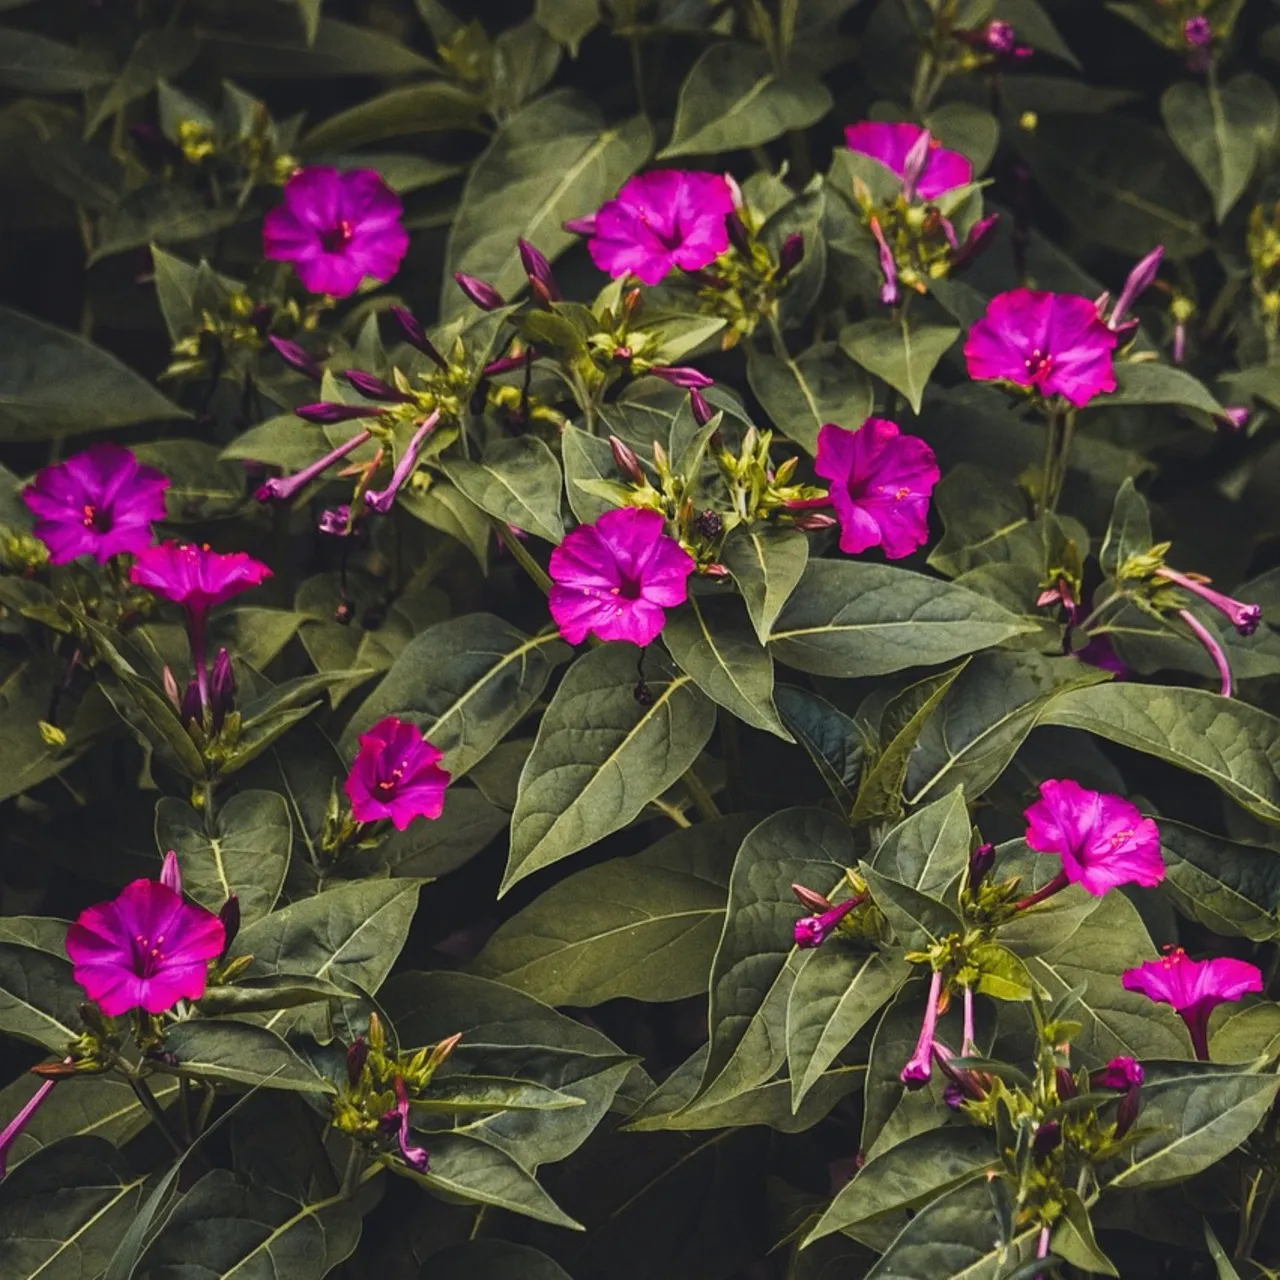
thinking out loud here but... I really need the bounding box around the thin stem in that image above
[129,1075,186,1159]
[681,765,722,821]
[339,1141,365,1198]
[1035,409,1060,518]
[765,313,789,361]
[492,519,552,595]
[1048,409,1077,513]
[628,35,647,116]
[1015,870,1069,913]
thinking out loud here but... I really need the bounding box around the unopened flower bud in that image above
[1032,1120,1061,1160]
[791,511,839,531]
[518,239,562,303]
[427,1031,463,1072]
[268,335,323,382]
[726,211,752,257]
[346,1036,368,1086]
[1184,15,1212,46]
[652,365,714,390]
[343,370,412,403]
[778,233,805,279]
[694,510,724,540]
[218,893,240,956]
[609,436,644,484]
[388,306,447,369]
[159,850,182,894]
[968,842,996,893]
[624,287,643,319]
[295,402,386,425]
[1221,406,1251,432]
[1055,1066,1078,1100]
[454,272,506,311]
[180,677,202,727]
[209,647,235,733]
[792,883,832,912]
[689,388,715,427]
[562,213,598,237]
[1115,1082,1141,1138]
[163,665,182,711]
[985,19,1016,52]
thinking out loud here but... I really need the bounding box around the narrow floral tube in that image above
[1156,567,1262,635]
[364,411,441,514]
[0,1076,58,1179]
[900,969,944,1088]
[961,985,977,1056]
[794,895,864,949]
[255,431,373,503]
[869,216,899,306]
[1178,609,1233,696]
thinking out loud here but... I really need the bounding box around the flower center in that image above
[81,503,112,532]
[322,219,355,253]
[132,932,166,978]
[1024,348,1054,382]
[376,764,406,796]
[613,573,644,601]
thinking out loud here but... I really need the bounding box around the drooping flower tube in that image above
[345,716,451,831]
[900,969,944,1088]
[1018,779,1164,907]
[0,1073,60,1179]
[381,1076,429,1173]
[364,411,441,515]
[1178,609,1234,697]
[548,507,695,646]
[23,444,169,565]
[1155,567,1262,636]
[1123,948,1263,1059]
[255,430,373,504]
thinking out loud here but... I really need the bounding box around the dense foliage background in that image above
[3,0,1280,1277]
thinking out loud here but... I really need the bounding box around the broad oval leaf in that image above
[721,524,810,646]
[747,343,872,457]
[840,315,961,415]
[1160,820,1280,941]
[775,683,863,811]
[442,436,566,544]
[872,788,972,897]
[162,1021,336,1093]
[0,942,83,1052]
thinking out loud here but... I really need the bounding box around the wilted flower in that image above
[345,715,450,831]
[1155,567,1262,636]
[263,166,409,298]
[548,507,695,646]
[364,411,441,514]
[23,444,169,565]
[794,895,864,948]
[869,216,899,305]
[255,430,373,503]
[1184,15,1212,46]
[1093,1056,1144,1091]
[814,419,941,560]
[381,1076,429,1173]
[579,170,736,286]
[1123,948,1262,1059]
[964,289,1119,407]
[845,122,973,201]
[1021,779,1164,902]
[65,858,226,1015]
[901,969,944,1088]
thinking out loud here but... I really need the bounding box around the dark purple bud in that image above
[454,273,506,311]
[726,211,752,257]
[1184,15,1212,46]
[694,510,724,540]
[209,647,235,733]
[518,239,563,303]
[343,370,413,403]
[968,842,996,892]
[1115,1082,1141,1138]
[985,19,1016,53]
[346,1037,368,1087]
[1221,405,1251,432]
[792,883,832,912]
[794,896,863,949]
[951,213,1000,273]
[1093,1056,1144,1091]
[268,336,323,382]
[943,1082,967,1110]
[319,505,354,536]
[1032,1120,1061,1160]
[295,402,386,425]
[778,233,805,279]
[791,511,840,531]
[609,436,644,484]
[689,388,715,427]
[900,130,933,204]
[484,349,539,377]
[388,306,447,369]
[562,213,598,237]
[218,894,240,955]
[651,365,715,390]
[1055,1066,1078,1101]
[180,677,202,727]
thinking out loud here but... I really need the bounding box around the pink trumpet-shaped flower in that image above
[1155,567,1262,636]
[1179,609,1234,696]
[1123,948,1262,1059]
[964,289,1119,407]
[814,419,940,560]
[845,122,973,201]
[345,715,450,831]
[263,167,408,298]
[23,444,169,565]
[1019,779,1164,904]
[364,411,441,514]
[255,431,372,503]
[0,1075,60,1180]
[901,969,944,1088]
[794,895,865,948]
[583,170,736,286]
[65,873,226,1016]
[548,507,695,646]
[1110,246,1164,329]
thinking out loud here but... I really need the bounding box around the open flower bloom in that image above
[345,716,450,830]
[1123,948,1263,1059]
[66,859,226,1016]
[263,167,409,298]
[1093,1056,1144,1091]
[1022,779,1164,901]
[814,419,940,560]
[845,122,973,201]
[548,507,695,646]
[964,289,1119,407]
[581,170,735,286]
[23,444,169,564]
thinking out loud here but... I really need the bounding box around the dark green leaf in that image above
[840,315,960,415]
[0,942,83,1051]
[0,32,111,92]
[442,436,566,544]
[1160,820,1280,941]
[746,345,872,458]
[775,684,863,811]
[430,1240,574,1279]
[162,1021,336,1093]
[872,788,972,897]
[859,862,962,952]
[720,524,810,645]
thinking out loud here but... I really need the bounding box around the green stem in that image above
[1035,409,1060,518]
[1048,409,1076,513]
[682,765,722,821]
[492,518,552,595]
[628,35,647,116]
[339,1141,365,1198]
[129,1074,186,1159]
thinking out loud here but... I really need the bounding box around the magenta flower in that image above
[794,895,865,949]
[844,122,973,201]
[0,1076,59,1180]
[1184,15,1212,45]
[1110,246,1164,330]
[23,444,169,565]
[964,289,1119,408]
[364,411,441,514]
[814,419,940,560]
[1155,567,1262,636]
[382,1075,429,1173]
[65,864,226,1016]
[263,167,409,299]
[901,969,944,1088]
[1123,948,1263,1059]
[345,715,450,831]
[581,170,736,286]
[1093,1056,1144,1091]
[255,431,373,503]
[1178,609,1234,697]
[548,507,695,646]
[1020,779,1164,903]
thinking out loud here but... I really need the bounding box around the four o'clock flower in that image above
[345,715,450,830]
[814,419,940,560]
[381,1075,429,1173]
[255,430,373,503]
[1019,779,1164,906]
[1110,245,1165,330]
[845,122,973,201]
[364,411,441,514]
[964,289,1119,407]
[901,968,944,1088]
[0,1073,63,1180]
[65,856,226,1016]
[794,894,866,949]
[263,167,409,298]
[1092,1056,1144,1091]
[868,216,899,306]
[548,507,695,646]
[1155,566,1262,636]
[130,542,272,715]
[577,170,736,286]
[1178,609,1234,697]
[23,444,169,565]
[1123,948,1263,1059]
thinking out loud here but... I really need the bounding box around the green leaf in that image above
[0,942,83,1051]
[86,30,200,136]
[341,614,568,778]
[787,949,912,1110]
[769,560,1032,678]
[155,790,290,927]
[1100,476,1152,579]
[415,1075,583,1114]
[0,1137,144,1280]
[1107,1067,1280,1189]
[0,306,183,440]
[430,1241,574,1280]
[134,1169,360,1278]
[660,42,832,158]
[747,343,872,456]
[129,439,247,522]
[840,315,961,415]
[860,863,963,952]
[90,185,241,263]
[1205,1221,1243,1280]
[0,32,111,92]
[694,808,855,1112]
[399,482,492,570]
[1099,362,1226,419]
[504,645,717,894]
[196,974,352,1017]
[1041,682,1280,825]
[442,436,566,544]
[872,788,973,897]
[925,101,999,173]
[806,1126,998,1243]
[663,591,791,738]
[472,814,756,1005]
[775,684,863,811]
[0,917,67,957]
[205,16,436,77]
[443,90,652,320]
[1210,1002,1280,1064]
[354,786,508,879]
[1052,1187,1118,1276]
[991,842,1101,958]
[562,423,621,524]
[535,0,599,55]
[1161,74,1278,222]
[1160,820,1280,940]
[720,525,809,645]
[161,1021,336,1093]
[302,80,486,151]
